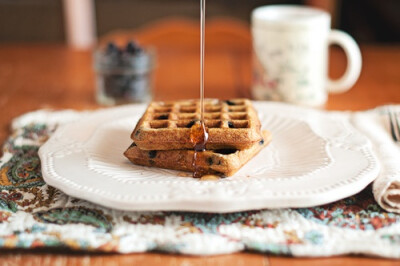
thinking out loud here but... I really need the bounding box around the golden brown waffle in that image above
[124,130,271,177]
[131,99,262,150]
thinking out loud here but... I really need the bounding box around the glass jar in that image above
[94,43,155,105]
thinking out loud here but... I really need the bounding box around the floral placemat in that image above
[1,110,400,257]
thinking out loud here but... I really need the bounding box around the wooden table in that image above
[0,19,400,265]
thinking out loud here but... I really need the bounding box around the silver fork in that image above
[388,109,400,142]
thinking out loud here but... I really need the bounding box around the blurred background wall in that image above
[0,0,398,44]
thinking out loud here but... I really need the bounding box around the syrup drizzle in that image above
[190,0,208,178]
[191,123,208,178]
[200,0,205,123]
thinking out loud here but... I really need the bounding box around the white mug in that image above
[251,5,362,107]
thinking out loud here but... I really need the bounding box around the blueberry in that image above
[228,121,234,128]
[134,46,144,54]
[128,143,137,148]
[106,42,119,54]
[225,100,236,106]
[103,74,128,98]
[102,73,149,101]
[126,41,137,53]
[126,41,143,55]
[186,120,196,128]
[148,150,157,158]
[124,75,150,100]
[259,139,264,145]
[135,129,141,136]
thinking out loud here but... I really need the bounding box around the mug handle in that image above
[327,30,362,94]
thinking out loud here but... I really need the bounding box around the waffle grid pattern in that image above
[132,99,263,150]
[142,99,254,129]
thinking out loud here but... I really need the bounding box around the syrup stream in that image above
[200,0,205,122]
[191,0,208,178]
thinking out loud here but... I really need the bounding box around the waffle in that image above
[124,130,271,177]
[131,99,262,150]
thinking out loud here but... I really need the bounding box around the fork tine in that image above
[389,110,399,142]
[395,112,400,142]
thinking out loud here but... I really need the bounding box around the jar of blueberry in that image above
[94,41,155,105]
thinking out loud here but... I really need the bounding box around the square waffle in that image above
[124,130,271,177]
[131,99,262,150]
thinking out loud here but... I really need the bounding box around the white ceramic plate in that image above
[39,102,380,212]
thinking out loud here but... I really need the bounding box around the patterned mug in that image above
[251,5,362,107]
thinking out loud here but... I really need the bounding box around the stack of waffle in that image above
[124,99,271,177]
